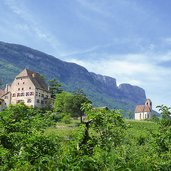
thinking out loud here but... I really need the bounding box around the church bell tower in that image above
[145,99,152,111]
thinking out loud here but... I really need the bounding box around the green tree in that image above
[0,103,59,170]
[72,89,91,122]
[54,90,90,123]
[58,103,127,170]
[151,105,171,169]
[53,91,73,113]
[48,79,62,98]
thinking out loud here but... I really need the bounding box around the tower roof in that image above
[146,99,152,102]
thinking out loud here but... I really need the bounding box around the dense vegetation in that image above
[1,99,171,170]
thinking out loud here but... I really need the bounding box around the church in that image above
[134,99,152,120]
[0,68,51,110]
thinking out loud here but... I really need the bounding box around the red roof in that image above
[135,105,151,113]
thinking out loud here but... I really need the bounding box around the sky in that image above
[1,0,171,110]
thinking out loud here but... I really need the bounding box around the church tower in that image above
[145,99,152,111]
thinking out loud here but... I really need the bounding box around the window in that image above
[27,99,32,103]
[29,87,31,90]
[22,88,24,90]
[26,92,29,96]
[21,93,24,96]
[18,83,19,85]
[36,92,38,96]
[17,93,20,97]
[17,100,24,103]
[18,88,20,91]
[37,99,40,103]
[12,93,16,97]
[41,100,44,104]
[23,82,25,84]
[30,92,34,96]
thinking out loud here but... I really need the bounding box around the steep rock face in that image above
[0,41,146,111]
[118,84,146,104]
[91,73,117,88]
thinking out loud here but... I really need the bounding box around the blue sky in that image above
[1,0,171,110]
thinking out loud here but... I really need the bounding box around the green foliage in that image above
[48,78,63,98]
[54,91,72,113]
[61,113,72,124]
[56,103,127,170]
[0,103,59,170]
[154,105,171,154]
[54,90,90,122]
[2,102,171,170]
[81,103,126,150]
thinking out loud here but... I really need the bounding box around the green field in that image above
[46,119,159,139]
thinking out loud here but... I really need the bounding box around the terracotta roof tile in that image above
[135,105,151,113]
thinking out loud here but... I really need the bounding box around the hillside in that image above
[0,41,146,113]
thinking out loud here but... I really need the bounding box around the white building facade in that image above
[0,69,51,109]
[135,99,152,120]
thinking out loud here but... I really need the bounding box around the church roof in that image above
[16,68,48,91]
[135,105,151,113]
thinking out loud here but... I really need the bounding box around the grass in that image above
[45,119,159,143]
[126,120,158,136]
[45,119,80,138]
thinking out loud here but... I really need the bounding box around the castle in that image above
[134,99,152,120]
[0,69,51,110]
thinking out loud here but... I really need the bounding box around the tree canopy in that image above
[54,90,90,122]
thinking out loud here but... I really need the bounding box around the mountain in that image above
[0,41,146,114]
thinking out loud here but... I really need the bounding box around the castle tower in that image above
[145,99,152,111]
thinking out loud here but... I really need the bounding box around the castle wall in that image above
[0,69,51,109]
[34,88,51,108]
[10,77,36,107]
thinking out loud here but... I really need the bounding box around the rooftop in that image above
[135,105,151,113]
[16,68,48,91]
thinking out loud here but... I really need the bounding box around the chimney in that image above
[32,73,35,78]
[5,84,8,92]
